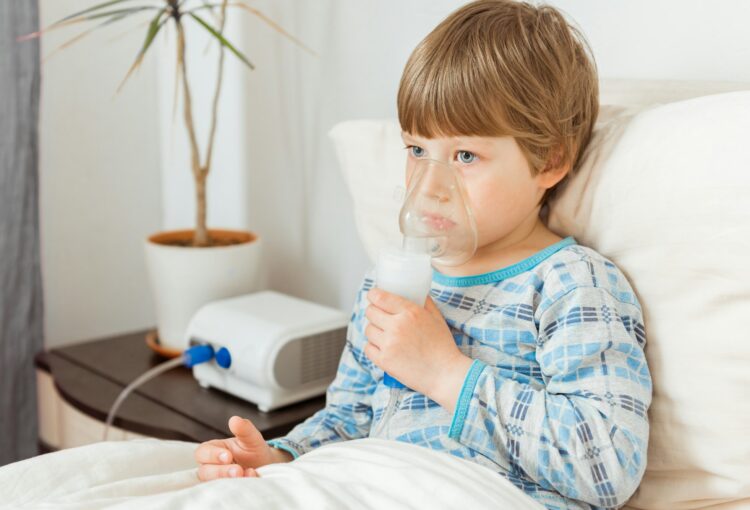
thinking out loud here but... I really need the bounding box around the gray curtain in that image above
[0,1,43,465]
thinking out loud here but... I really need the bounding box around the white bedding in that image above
[0,438,544,509]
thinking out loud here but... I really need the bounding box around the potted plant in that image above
[26,0,312,353]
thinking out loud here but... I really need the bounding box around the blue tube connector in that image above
[215,347,232,369]
[184,344,215,367]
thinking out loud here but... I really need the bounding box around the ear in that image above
[535,146,571,190]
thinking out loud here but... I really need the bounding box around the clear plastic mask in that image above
[399,158,478,266]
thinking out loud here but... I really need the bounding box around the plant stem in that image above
[204,0,228,175]
[176,13,208,246]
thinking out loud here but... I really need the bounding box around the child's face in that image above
[401,131,561,252]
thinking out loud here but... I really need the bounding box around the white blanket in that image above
[0,438,544,509]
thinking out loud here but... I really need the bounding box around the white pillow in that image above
[328,93,750,509]
[547,91,750,510]
[329,119,405,262]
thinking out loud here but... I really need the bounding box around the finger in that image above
[364,323,384,347]
[367,287,410,314]
[228,416,264,449]
[195,443,233,465]
[197,463,246,482]
[245,467,259,477]
[364,303,392,329]
[363,340,380,364]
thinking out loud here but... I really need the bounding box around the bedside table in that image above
[35,329,326,452]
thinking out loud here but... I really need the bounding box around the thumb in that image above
[228,416,264,448]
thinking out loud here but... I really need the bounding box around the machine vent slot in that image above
[274,327,347,389]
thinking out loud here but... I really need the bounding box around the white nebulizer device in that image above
[376,158,478,390]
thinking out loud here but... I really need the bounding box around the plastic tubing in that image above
[102,344,214,441]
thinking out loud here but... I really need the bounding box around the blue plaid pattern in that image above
[268,239,651,510]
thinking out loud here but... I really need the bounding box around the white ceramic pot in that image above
[144,229,262,351]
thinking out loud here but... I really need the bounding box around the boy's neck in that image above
[432,213,563,278]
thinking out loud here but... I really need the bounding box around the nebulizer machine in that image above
[102,291,350,440]
[375,157,478,392]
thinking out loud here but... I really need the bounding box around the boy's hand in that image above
[194,416,291,481]
[364,288,473,409]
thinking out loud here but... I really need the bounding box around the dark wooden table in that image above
[35,329,326,444]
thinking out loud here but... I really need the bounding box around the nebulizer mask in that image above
[376,158,478,390]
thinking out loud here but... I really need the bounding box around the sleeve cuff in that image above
[448,359,487,441]
[266,438,301,460]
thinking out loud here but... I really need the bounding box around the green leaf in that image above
[184,4,217,16]
[199,0,217,13]
[43,11,134,61]
[69,6,162,23]
[117,7,169,92]
[19,5,159,42]
[191,2,317,57]
[188,11,255,70]
[53,0,142,25]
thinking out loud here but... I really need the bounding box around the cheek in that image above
[464,175,536,237]
[465,174,520,216]
[471,191,518,233]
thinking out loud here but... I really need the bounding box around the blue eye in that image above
[457,151,477,164]
[407,145,426,158]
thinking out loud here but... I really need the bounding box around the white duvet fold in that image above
[0,438,544,509]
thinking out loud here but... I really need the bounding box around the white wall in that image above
[40,0,750,347]
[39,0,161,347]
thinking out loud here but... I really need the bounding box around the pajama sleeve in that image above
[266,273,378,459]
[448,285,652,508]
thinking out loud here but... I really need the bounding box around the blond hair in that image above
[397,0,599,205]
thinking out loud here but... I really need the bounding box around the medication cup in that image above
[376,248,433,307]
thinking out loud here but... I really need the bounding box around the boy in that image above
[194,1,651,509]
